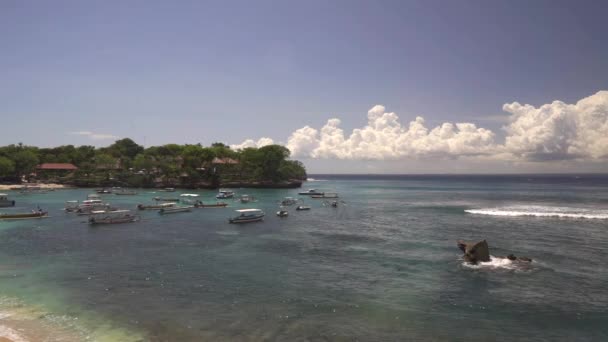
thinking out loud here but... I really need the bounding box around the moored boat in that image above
[88,210,139,225]
[137,202,176,210]
[114,189,138,195]
[64,200,80,212]
[280,197,298,206]
[216,190,235,199]
[193,201,228,208]
[228,209,265,223]
[312,193,339,199]
[158,188,176,192]
[0,209,48,220]
[96,188,112,194]
[298,189,324,196]
[159,206,192,215]
[154,197,180,202]
[0,193,15,208]
[296,205,311,211]
[277,210,289,217]
[239,194,255,203]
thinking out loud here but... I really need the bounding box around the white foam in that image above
[306,178,328,182]
[465,205,608,219]
[462,256,517,270]
[0,325,29,342]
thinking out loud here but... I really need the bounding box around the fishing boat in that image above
[280,197,298,206]
[312,193,339,199]
[296,205,311,211]
[154,197,180,202]
[0,209,48,220]
[159,206,192,215]
[137,202,176,210]
[0,194,15,208]
[88,210,139,225]
[228,209,265,223]
[193,201,228,208]
[114,189,138,195]
[216,190,235,199]
[276,210,289,217]
[158,188,176,192]
[298,189,324,196]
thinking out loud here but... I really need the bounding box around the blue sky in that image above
[1,0,608,173]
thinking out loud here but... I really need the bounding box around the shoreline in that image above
[0,184,70,191]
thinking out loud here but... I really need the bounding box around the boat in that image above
[114,189,138,195]
[159,206,192,215]
[0,194,15,208]
[323,200,345,208]
[0,209,48,220]
[158,188,176,192]
[296,205,311,211]
[193,201,228,208]
[238,194,256,203]
[280,197,298,206]
[96,188,112,194]
[87,194,101,200]
[154,197,180,202]
[88,210,139,225]
[180,193,200,204]
[276,210,289,217]
[216,190,235,199]
[137,202,176,210]
[64,200,80,212]
[312,193,339,199]
[228,209,265,223]
[298,189,324,196]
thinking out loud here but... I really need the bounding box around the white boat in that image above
[229,209,265,223]
[298,189,324,196]
[114,189,138,195]
[64,200,80,212]
[88,210,139,225]
[280,197,298,206]
[216,190,235,199]
[312,193,339,199]
[0,193,15,208]
[180,193,200,198]
[159,206,192,215]
[158,188,176,192]
[276,210,289,217]
[137,202,176,210]
[296,205,311,211]
[239,194,255,203]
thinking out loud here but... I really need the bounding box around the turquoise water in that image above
[1,175,607,341]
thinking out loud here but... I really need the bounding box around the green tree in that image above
[13,149,39,179]
[0,156,15,178]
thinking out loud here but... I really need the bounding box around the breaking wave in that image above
[461,256,519,270]
[465,205,608,219]
[306,178,329,182]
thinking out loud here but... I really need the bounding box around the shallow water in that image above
[1,175,607,341]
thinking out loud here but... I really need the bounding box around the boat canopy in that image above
[235,209,263,213]
[91,209,132,215]
[180,194,200,197]
[161,202,177,207]
[0,193,7,196]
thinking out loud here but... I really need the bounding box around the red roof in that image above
[37,163,78,170]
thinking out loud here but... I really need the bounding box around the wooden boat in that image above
[0,194,15,208]
[229,209,264,223]
[88,210,139,225]
[296,205,311,211]
[0,210,48,220]
[193,201,228,208]
[154,197,180,202]
[159,206,192,215]
[276,210,289,217]
[298,189,324,196]
[312,193,339,199]
[137,202,176,210]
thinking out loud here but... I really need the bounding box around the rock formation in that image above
[457,240,490,263]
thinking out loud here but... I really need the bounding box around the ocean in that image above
[1,174,607,341]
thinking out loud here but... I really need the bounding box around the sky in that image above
[1,0,608,173]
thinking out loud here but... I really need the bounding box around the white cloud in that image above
[230,137,274,150]
[236,90,608,162]
[70,131,119,140]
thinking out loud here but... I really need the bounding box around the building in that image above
[36,163,78,179]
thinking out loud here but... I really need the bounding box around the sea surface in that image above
[1,174,607,341]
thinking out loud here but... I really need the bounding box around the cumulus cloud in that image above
[230,137,274,150]
[70,131,119,140]
[234,90,608,162]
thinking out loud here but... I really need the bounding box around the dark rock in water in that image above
[517,256,532,262]
[506,254,517,261]
[457,240,490,263]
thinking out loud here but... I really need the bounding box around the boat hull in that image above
[0,200,15,208]
[89,217,139,225]
[0,212,48,220]
[228,215,264,224]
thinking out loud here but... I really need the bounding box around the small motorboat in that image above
[229,209,265,223]
[239,194,256,203]
[87,194,101,200]
[88,210,139,225]
[312,193,339,199]
[96,188,112,194]
[276,210,289,217]
[159,206,192,215]
[137,202,176,210]
[64,200,80,212]
[193,201,229,208]
[296,206,311,211]
[216,190,235,199]
[298,189,324,196]
[158,188,176,192]
[0,193,16,208]
[280,197,298,206]
[0,209,48,220]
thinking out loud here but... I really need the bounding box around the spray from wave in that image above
[306,178,329,182]
[461,256,519,270]
[465,205,608,219]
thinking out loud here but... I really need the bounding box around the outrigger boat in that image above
[298,189,324,196]
[88,210,139,225]
[137,202,176,210]
[159,206,192,215]
[312,193,339,199]
[228,209,265,223]
[193,200,228,208]
[0,209,48,220]
[0,194,15,208]
[216,190,235,199]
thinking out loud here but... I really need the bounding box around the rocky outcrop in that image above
[457,240,490,263]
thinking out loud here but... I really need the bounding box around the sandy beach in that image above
[0,184,70,191]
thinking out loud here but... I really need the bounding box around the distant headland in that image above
[0,139,306,189]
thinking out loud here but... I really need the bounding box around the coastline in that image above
[0,184,70,191]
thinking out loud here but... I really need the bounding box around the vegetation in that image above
[0,139,307,188]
